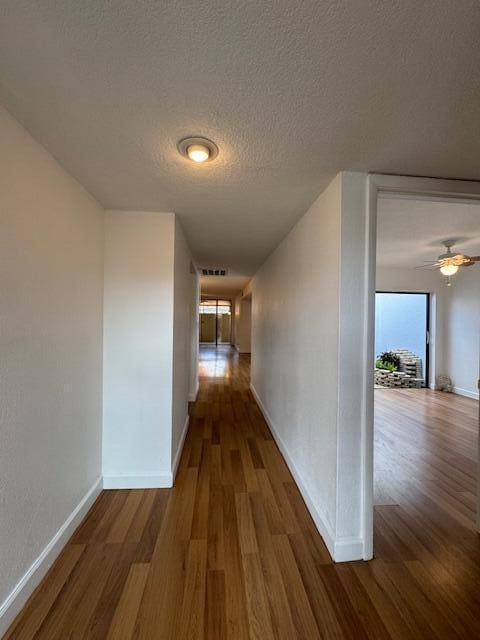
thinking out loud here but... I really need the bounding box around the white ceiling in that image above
[377,197,480,269]
[199,275,250,297]
[2,2,480,278]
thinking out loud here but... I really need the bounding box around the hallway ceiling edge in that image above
[2,1,480,275]
[199,275,251,298]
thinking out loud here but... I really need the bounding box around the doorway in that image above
[375,291,430,387]
[199,298,232,346]
[362,174,480,560]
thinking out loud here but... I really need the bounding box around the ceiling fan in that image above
[421,241,480,284]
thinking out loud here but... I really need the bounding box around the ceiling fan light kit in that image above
[439,262,459,277]
[420,241,480,286]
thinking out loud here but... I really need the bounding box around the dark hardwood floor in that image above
[5,346,480,639]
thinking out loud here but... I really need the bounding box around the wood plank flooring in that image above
[5,346,480,639]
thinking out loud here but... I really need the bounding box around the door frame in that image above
[199,296,233,346]
[375,290,431,388]
[362,174,480,559]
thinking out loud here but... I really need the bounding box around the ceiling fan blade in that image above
[452,255,480,266]
[418,248,480,271]
[461,257,480,266]
[439,255,469,267]
[414,264,439,270]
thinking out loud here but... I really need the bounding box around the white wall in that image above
[251,173,479,562]
[189,268,200,404]
[103,211,197,488]
[376,266,443,296]
[251,176,341,547]
[0,106,104,630]
[172,219,199,467]
[251,173,368,561]
[103,211,175,487]
[443,268,480,398]
[233,294,252,353]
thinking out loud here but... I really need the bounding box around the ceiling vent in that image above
[201,267,228,276]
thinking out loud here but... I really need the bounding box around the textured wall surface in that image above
[251,176,342,538]
[0,106,104,607]
[1,2,480,275]
[233,295,251,354]
[172,219,199,462]
[251,172,370,559]
[102,211,175,482]
[444,269,480,398]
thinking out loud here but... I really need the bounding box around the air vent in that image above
[201,268,227,276]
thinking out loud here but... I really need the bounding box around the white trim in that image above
[453,386,479,400]
[172,414,190,481]
[104,413,191,491]
[188,380,199,402]
[333,537,366,562]
[249,383,335,557]
[233,344,251,354]
[370,174,480,200]
[250,383,363,562]
[0,477,102,638]
[360,175,377,561]
[103,474,172,489]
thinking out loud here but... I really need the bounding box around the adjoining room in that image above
[374,194,480,556]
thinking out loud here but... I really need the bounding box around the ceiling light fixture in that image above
[439,263,459,276]
[188,144,210,163]
[177,136,219,163]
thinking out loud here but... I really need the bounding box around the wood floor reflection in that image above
[5,346,480,639]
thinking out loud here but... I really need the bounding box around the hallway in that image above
[6,347,480,639]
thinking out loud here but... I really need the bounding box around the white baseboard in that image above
[0,477,102,638]
[453,386,479,400]
[333,537,365,562]
[234,343,251,354]
[188,380,199,402]
[0,407,190,637]
[172,414,190,482]
[250,383,364,563]
[103,474,173,489]
[104,413,190,491]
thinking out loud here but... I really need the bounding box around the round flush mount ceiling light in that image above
[177,136,219,163]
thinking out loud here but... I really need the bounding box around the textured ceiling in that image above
[377,197,480,269]
[2,2,480,277]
